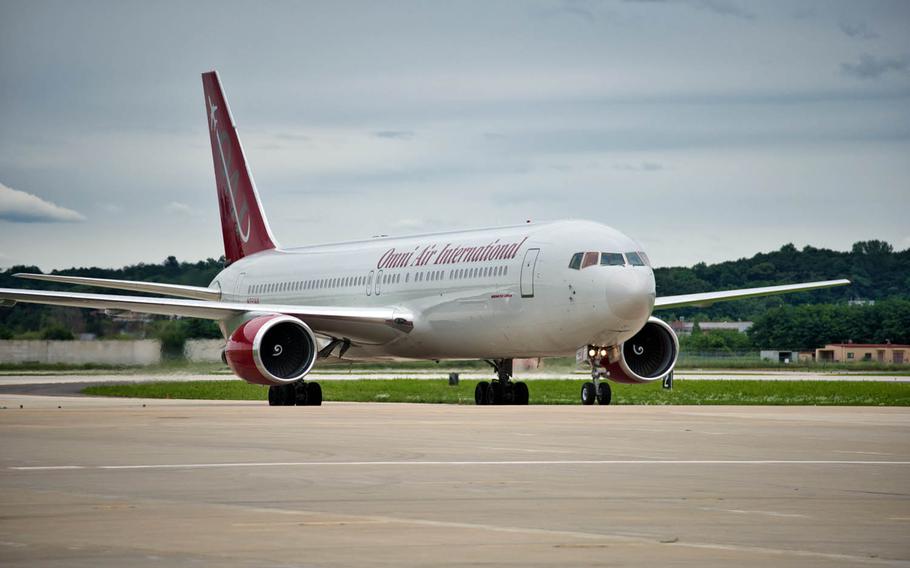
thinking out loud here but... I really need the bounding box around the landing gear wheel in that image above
[597,382,612,405]
[294,383,308,406]
[475,381,490,405]
[281,383,297,406]
[513,382,529,405]
[268,386,281,406]
[490,381,504,405]
[306,382,322,406]
[581,382,596,405]
[486,382,498,404]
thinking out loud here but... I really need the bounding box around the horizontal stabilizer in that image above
[14,273,221,301]
[653,279,850,310]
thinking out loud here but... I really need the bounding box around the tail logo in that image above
[209,96,251,243]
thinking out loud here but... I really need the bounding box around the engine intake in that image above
[224,314,317,385]
[606,317,679,384]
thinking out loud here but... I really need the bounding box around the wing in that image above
[653,279,850,310]
[0,288,413,344]
[14,273,220,300]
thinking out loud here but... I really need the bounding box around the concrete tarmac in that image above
[0,393,908,567]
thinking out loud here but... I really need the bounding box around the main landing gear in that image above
[268,380,322,406]
[475,359,529,405]
[582,347,613,406]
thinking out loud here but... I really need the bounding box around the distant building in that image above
[816,343,909,364]
[761,350,815,363]
[669,321,753,335]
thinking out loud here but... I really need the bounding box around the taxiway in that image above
[1,393,908,567]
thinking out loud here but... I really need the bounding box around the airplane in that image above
[0,71,850,407]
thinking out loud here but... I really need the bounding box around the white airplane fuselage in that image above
[213,219,655,361]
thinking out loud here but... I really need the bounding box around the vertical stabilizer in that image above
[202,71,278,264]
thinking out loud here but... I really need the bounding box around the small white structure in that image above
[0,340,161,365]
[760,350,810,364]
[184,339,226,362]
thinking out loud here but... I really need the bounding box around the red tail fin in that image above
[202,71,278,265]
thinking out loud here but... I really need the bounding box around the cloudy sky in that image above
[1,0,908,271]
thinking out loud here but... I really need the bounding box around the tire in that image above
[597,382,612,405]
[487,381,499,405]
[475,382,490,405]
[513,382,529,405]
[306,382,323,406]
[281,383,296,406]
[268,386,280,406]
[581,382,596,405]
[294,383,308,406]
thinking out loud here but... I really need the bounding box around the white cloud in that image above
[0,182,85,223]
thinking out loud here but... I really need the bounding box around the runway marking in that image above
[698,506,810,519]
[9,465,85,471]
[236,505,910,566]
[7,459,910,471]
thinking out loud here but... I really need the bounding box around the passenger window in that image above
[569,252,583,270]
[582,252,598,269]
[601,253,625,266]
[626,252,645,266]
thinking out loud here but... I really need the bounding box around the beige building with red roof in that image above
[816,343,909,364]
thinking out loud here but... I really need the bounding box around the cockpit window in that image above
[581,251,598,269]
[568,252,583,270]
[638,251,651,266]
[625,252,646,266]
[600,252,625,266]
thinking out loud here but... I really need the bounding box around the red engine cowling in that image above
[606,317,679,384]
[224,314,317,386]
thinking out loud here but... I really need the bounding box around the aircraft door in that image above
[234,272,247,301]
[375,270,383,296]
[366,271,373,296]
[520,249,540,298]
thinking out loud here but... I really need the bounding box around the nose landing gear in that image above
[475,359,530,405]
[582,346,614,405]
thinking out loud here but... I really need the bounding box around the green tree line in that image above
[747,299,910,350]
[655,240,908,321]
[0,256,224,340]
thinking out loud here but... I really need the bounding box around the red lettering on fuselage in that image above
[375,236,529,270]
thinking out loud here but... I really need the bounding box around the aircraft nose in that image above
[606,269,655,325]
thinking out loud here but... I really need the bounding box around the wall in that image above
[0,340,161,365]
[184,339,225,362]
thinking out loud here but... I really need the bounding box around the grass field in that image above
[82,379,910,406]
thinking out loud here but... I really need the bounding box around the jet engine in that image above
[606,317,679,384]
[224,314,317,386]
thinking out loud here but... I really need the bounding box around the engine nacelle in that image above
[224,314,317,386]
[606,317,679,384]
